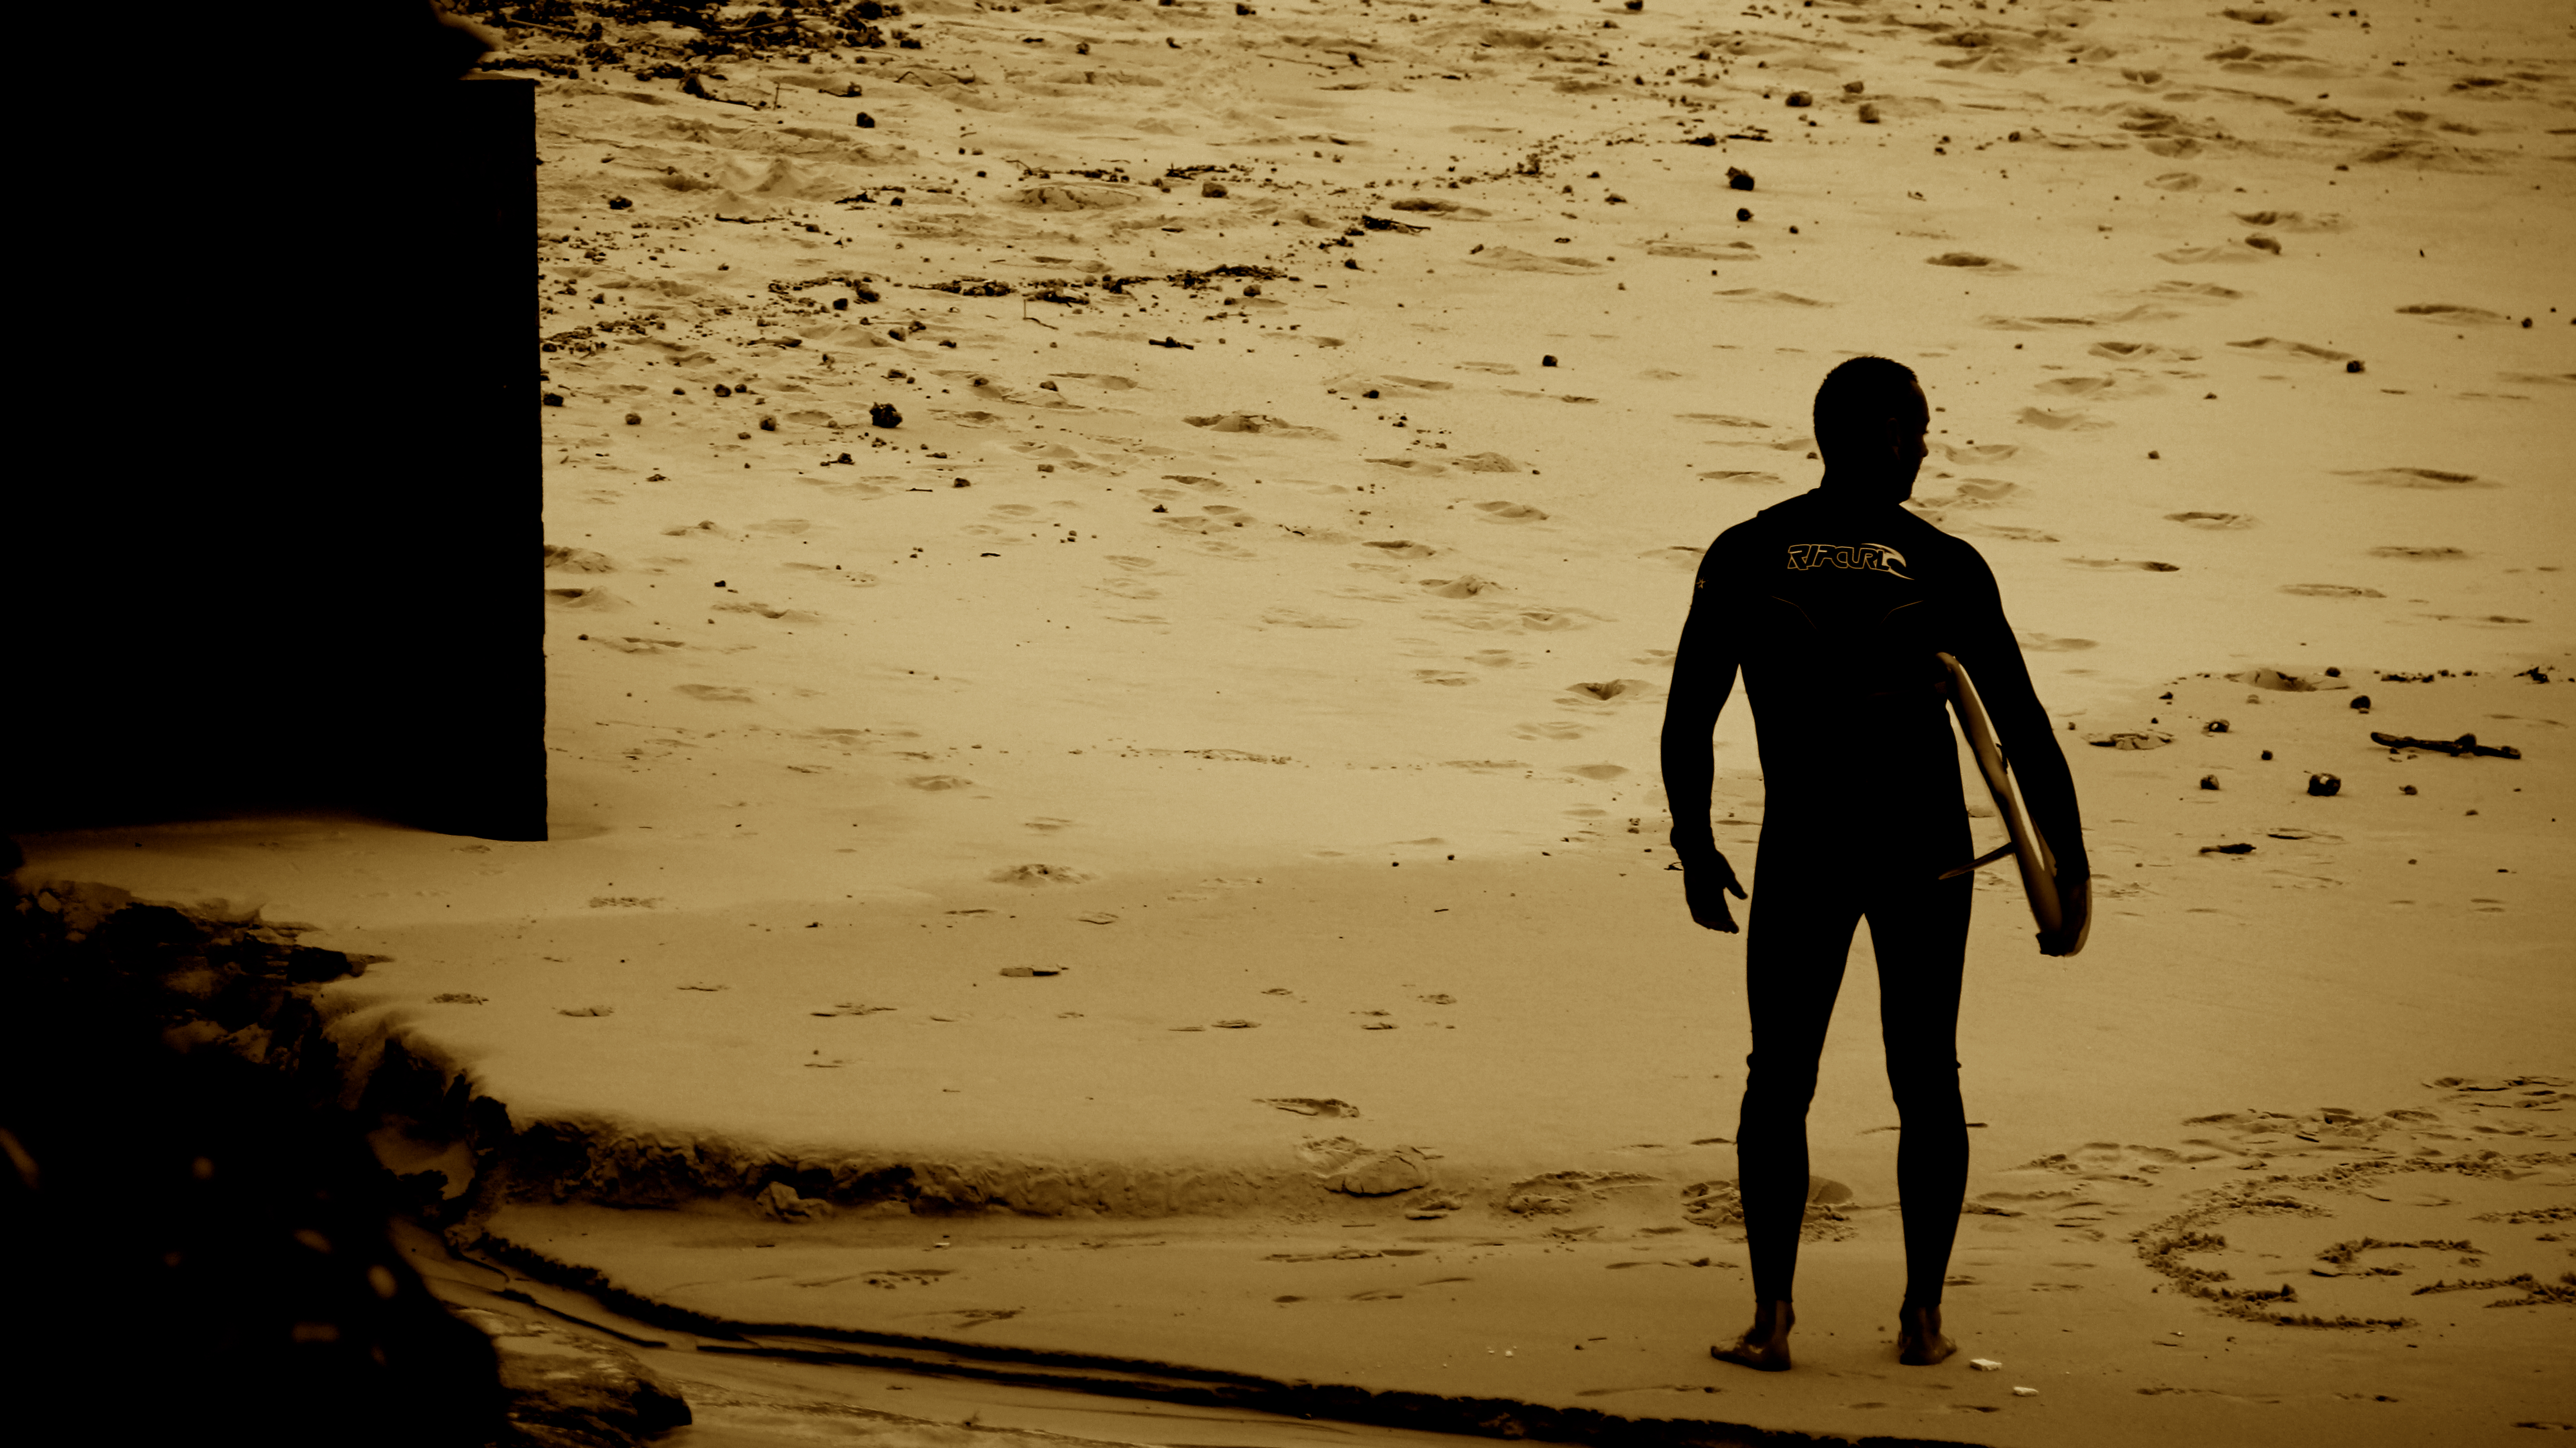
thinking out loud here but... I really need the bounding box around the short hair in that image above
[1813,356,1923,460]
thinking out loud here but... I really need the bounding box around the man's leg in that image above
[1718,827,1865,1368]
[1866,848,1973,1363]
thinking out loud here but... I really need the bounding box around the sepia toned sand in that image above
[17,0,2576,1442]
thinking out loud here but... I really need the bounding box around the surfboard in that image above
[1936,651,2087,956]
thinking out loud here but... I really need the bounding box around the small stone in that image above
[2400,784,2417,795]
[1541,355,1558,367]
[2307,773,2341,797]
[541,393,564,407]
[1786,90,1813,107]
[2199,775,2220,790]
[1737,207,1752,221]
[624,412,641,425]
[1844,80,1866,93]
[1726,166,1755,190]
[2346,359,2366,373]
[855,111,875,127]
[1858,102,1881,123]
[2205,719,2229,733]
[2350,695,2372,711]
[2261,749,2273,760]
[1202,180,1229,197]
[870,402,903,428]
[757,416,777,431]
[607,195,632,210]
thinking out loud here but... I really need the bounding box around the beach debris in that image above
[756,1182,834,1222]
[2372,732,2521,759]
[990,863,1093,885]
[2200,842,2256,855]
[997,965,1064,977]
[1969,1357,2002,1371]
[2011,1386,2039,1397]
[2205,719,2230,733]
[2307,773,2342,797]
[1260,1098,1359,1118]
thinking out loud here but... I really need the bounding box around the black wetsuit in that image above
[1663,486,2087,1308]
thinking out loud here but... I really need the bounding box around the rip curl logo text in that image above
[1785,542,1911,579]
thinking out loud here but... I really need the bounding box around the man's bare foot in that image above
[1896,1303,1957,1366]
[1711,1299,1795,1372]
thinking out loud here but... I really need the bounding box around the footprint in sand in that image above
[2280,582,2384,598]
[1639,546,1706,568]
[1951,522,2059,543]
[1023,817,1073,833]
[1926,252,2015,270]
[2066,558,2180,571]
[2158,241,2276,265]
[2167,510,2257,529]
[1474,500,1549,522]
[2225,336,2353,362]
[1674,412,1776,429]
[1414,670,1476,687]
[543,544,616,573]
[1514,721,1591,742]
[907,775,975,791]
[1713,288,1835,308]
[2017,406,2112,431]
[675,684,756,703]
[1940,443,2023,466]
[546,587,630,611]
[1364,539,1438,560]
[2396,302,2513,325]
[1098,577,1161,600]
[2016,632,2097,651]
[1565,763,1628,781]
[2370,545,2469,560]
[2334,467,2497,490]
[1700,470,1786,486]
[1563,679,1655,703]
[1422,575,1502,598]
[1261,608,1362,629]
[2146,280,2244,301]
[2089,340,2203,361]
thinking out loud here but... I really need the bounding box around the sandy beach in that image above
[12,0,2576,1442]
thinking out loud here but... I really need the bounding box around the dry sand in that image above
[17,0,2576,1442]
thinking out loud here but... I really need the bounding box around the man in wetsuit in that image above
[1659,356,2090,1372]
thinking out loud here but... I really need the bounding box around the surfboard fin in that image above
[1937,841,2018,882]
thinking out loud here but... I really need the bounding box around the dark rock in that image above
[1726,166,1754,190]
[458,1309,692,1447]
[2350,695,2372,710]
[1541,355,1558,367]
[1737,207,1752,221]
[855,111,875,127]
[2307,773,2341,797]
[870,402,902,427]
[2346,359,2365,373]
[2199,775,2220,790]
[606,196,631,210]
[1786,91,1812,107]
[1202,180,1229,197]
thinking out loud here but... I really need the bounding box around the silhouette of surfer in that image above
[1660,356,2090,1372]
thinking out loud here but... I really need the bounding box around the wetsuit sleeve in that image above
[1660,541,1742,858]
[1949,547,2090,881]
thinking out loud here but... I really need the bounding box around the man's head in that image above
[1813,356,1929,500]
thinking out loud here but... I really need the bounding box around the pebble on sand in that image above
[1726,166,1755,191]
[2307,773,2342,797]
[870,402,902,427]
